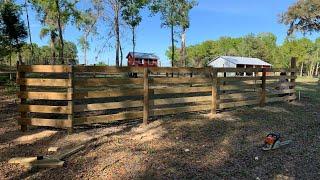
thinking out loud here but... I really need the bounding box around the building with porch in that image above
[127,52,159,67]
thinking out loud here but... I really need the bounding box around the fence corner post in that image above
[260,68,267,107]
[211,67,218,116]
[290,57,297,100]
[17,61,27,132]
[67,65,74,133]
[143,67,149,125]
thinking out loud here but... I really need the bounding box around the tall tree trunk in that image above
[300,63,304,77]
[132,26,135,64]
[315,62,319,76]
[15,39,22,64]
[171,24,174,67]
[180,27,187,67]
[55,0,64,64]
[84,35,87,65]
[25,0,33,63]
[120,43,123,67]
[115,6,120,67]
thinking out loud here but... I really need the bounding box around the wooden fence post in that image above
[67,65,74,133]
[143,68,149,125]
[17,62,27,132]
[260,68,267,107]
[290,57,297,99]
[211,67,218,115]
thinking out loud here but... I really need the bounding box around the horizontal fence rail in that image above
[16,58,297,131]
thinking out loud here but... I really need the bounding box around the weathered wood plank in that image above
[220,92,260,100]
[19,118,72,128]
[74,89,144,99]
[219,84,261,91]
[18,65,71,73]
[266,68,297,73]
[216,68,262,73]
[149,67,209,74]
[266,75,297,80]
[153,86,211,94]
[73,66,144,73]
[154,96,211,106]
[18,78,70,87]
[218,76,261,82]
[152,77,211,84]
[74,100,143,112]
[143,68,149,124]
[151,104,211,116]
[219,99,259,109]
[74,111,143,125]
[17,91,71,100]
[266,95,296,103]
[267,89,295,95]
[74,78,143,87]
[18,105,70,114]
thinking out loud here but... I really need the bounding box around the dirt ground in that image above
[0,80,319,179]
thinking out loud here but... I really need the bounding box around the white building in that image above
[208,56,272,76]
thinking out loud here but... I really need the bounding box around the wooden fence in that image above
[16,58,297,131]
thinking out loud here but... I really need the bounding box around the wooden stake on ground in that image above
[17,62,27,132]
[143,68,149,125]
[211,68,218,115]
[260,68,267,107]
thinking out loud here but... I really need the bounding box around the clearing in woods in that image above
[0,78,319,179]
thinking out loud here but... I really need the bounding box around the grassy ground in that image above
[0,78,319,179]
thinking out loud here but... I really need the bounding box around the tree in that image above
[120,0,148,62]
[280,0,320,35]
[150,0,181,67]
[30,0,81,64]
[0,1,27,64]
[177,0,197,67]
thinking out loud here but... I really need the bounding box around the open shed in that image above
[208,56,272,76]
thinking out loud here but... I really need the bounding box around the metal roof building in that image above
[208,56,272,68]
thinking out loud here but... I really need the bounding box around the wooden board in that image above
[267,89,295,95]
[219,99,259,109]
[149,67,209,74]
[18,78,70,87]
[74,111,143,125]
[19,118,72,128]
[74,89,144,99]
[74,100,143,112]
[152,77,211,84]
[18,65,71,73]
[218,76,261,82]
[266,95,296,103]
[153,86,211,95]
[220,84,261,91]
[267,82,296,88]
[19,105,70,114]
[154,96,211,106]
[220,92,260,100]
[74,66,144,73]
[74,78,143,87]
[151,104,211,116]
[216,68,262,73]
[18,91,71,100]
[266,75,297,80]
[266,68,297,73]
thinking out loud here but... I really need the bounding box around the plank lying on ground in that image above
[52,145,86,160]
[151,104,211,116]
[220,92,260,100]
[18,78,70,87]
[74,111,143,125]
[74,100,143,112]
[266,95,296,103]
[219,99,259,109]
[17,91,71,100]
[18,65,71,73]
[9,157,38,164]
[151,77,211,84]
[74,78,143,87]
[19,118,72,128]
[74,66,144,73]
[153,86,211,94]
[25,159,65,168]
[154,96,211,106]
[18,105,70,114]
[74,89,144,99]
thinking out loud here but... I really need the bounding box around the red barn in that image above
[127,52,159,67]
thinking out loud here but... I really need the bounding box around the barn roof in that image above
[127,52,159,60]
[211,56,272,66]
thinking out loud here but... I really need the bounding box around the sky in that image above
[21,0,318,67]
